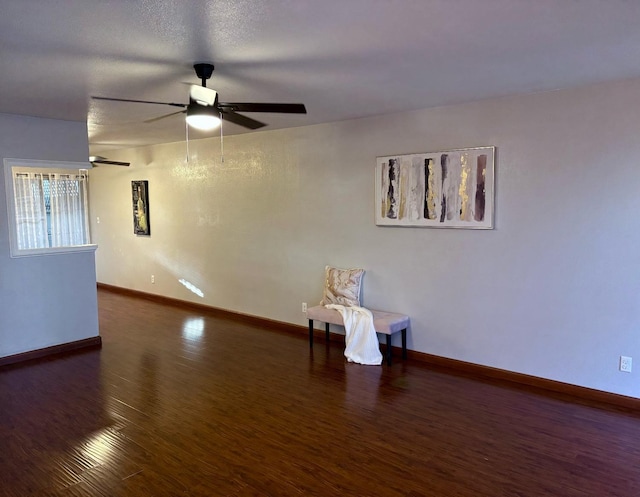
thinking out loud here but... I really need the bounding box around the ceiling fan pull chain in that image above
[185,119,190,162]
[220,112,224,164]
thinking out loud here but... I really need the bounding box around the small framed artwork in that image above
[131,180,150,236]
[375,146,495,229]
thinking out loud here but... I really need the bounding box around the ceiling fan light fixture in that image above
[185,103,221,130]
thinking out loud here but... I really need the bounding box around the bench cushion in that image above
[306,305,408,335]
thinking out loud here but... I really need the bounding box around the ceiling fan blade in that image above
[90,159,130,167]
[219,110,266,130]
[92,96,186,108]
[217,102,306,114]
[144,109,186,123]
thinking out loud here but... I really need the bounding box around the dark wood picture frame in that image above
[132,180,150,236]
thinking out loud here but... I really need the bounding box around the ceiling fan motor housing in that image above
[190,86,217,106]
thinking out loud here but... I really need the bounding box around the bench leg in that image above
[308,320,314,348]
[401,329,407,360]
[386,334,392,366]
[325,323,330,342]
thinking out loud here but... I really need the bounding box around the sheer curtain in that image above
[13,172,48,249]
[49,173,90,247]
[12,171,90,250]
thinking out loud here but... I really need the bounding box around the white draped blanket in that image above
[325,304,383,366]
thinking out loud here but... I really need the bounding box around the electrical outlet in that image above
[620,356,632,373]
[302,302,307,313]
[151,275,155,284]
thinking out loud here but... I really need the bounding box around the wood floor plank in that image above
[2,288,640,496]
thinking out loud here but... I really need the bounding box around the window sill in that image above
[10,244,98,258]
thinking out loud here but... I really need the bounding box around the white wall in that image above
[90,78,640,398]
[0,113,99,358]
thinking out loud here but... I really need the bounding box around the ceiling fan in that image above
[92,63,307,131]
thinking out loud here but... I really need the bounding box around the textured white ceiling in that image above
[2,0,640,155]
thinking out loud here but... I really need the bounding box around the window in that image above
[4,159,97,257]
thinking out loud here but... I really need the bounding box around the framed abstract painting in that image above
[375,146,495,229]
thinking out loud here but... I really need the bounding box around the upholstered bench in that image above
[306,305,409,365]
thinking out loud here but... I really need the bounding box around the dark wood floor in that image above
[2,290,640,496]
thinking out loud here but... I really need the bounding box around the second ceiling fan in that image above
[93,63,307,131]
